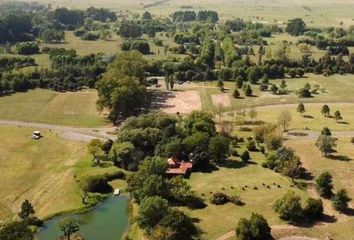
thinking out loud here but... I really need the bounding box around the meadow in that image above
[185,141,308,239]
[0,126,87,220]
[0,89,107,127]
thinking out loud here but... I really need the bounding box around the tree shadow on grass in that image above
[194,164,219,173]
[342,207,354,216]
[303,115,314,119]
[289,214,337,228]
[338,121,349,125]
[218,159,249,169]
[327,154,352,161]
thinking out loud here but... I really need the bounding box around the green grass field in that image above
[0,126,88,220]
[184,137,308,239]
[281,136,354,240]
[192,74,354,112]
[255,103,354,131]
[0,89,108,127]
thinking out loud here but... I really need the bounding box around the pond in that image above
[37,196,129,240]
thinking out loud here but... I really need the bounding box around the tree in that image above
[334,110,342,122]
[281,156,302,181]
[303,198,323,220]
[235,213,272,240]
[0,221,33,240]
[155,208,198,240]
[321,127,332,136]
[142,11,152,20]
[288,69,297,78]
[137,196,169,231]
[332,189,351,212]
[297,103,305,116]
[321,104,330,117]
[118,21,142,38]
[241,150,251,163]
[315,171,333,198]
[217,79,224,91]
[244,84,253,96]
[87,139,104,166]
[58,218,81,240]
[273,191,302,221]
[316,135,336,157]
[96,52,147,122]
[208,135,230,164]
[233,89,240,98]
[286,18,306,36]
[277,110,292,132]
[18,199,35,221]
[248,108,257,122]
[270,84,278,94]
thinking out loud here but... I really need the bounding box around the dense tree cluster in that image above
[109,111,231,170]
[121,40,150,54]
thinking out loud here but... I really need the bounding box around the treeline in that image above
[0,7,116,44]
[171,10,219,23]
[0,49,108,93]
[0,56,36,72]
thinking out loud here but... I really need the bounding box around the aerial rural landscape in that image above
[0,0,353,239]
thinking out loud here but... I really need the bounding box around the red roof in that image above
[166,158,193,175]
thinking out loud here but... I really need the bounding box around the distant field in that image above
[0,89,107,127]
[0,126,87,220]
[185,136,308,240]
[190,74,354,112]
[12,0,354,27]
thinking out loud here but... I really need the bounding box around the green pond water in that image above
[37,196,129,240]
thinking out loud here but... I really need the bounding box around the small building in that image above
[166,157,193,178]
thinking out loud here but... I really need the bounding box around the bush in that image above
[230,148,238,157]
[273,191,302,221]
[332,189,351,212]
[303,198,323,220]
[81,32,99,41]
[121,40,150,55]
[241,150,250,163]
[16,42,40,55]
[74,29,87,37]
[235,213,272,240]
[246,140,257,151]
[211,192,229,205]
[77,174,112,193]
[211,192,244,206]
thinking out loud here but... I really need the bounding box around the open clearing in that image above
[256,103,354,131]
[0,89,107,127]
[151,90,202,115]
[211,94,231,108]
[0,126,88,221]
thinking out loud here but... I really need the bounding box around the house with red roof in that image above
[166,157,193,177]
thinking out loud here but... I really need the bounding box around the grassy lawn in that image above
[192,74,354,112]
[0,126,89,220]
[185,138,308,240]
[280,136,354,240]
[0,89,108,127]
[256,103,354,131]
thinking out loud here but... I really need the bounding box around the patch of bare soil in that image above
[151,90,202,115]
[211,94,231,108]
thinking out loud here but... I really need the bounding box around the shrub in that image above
[303,198,323,220]
[332,189,351,212]
[211,192,229,205]
[246,140,257,151]
[273,191,302,221]
[16,42,40,55]
[315,171,333,198]
[235,213,272,240]
[77,174,112,193]
[81,32,99,41]
[74,29,87,37]
[241,150,251,163]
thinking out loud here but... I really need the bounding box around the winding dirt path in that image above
[0,119,117,142]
